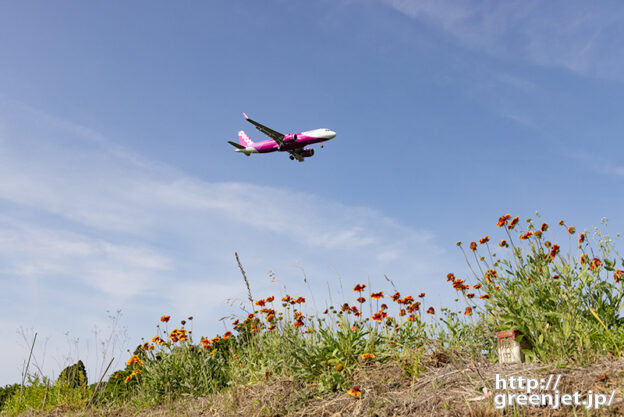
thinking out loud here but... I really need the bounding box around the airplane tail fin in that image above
[238,131,254,147]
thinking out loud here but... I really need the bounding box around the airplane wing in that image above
[243,113,285,148]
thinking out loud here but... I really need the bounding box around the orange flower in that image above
[508,216,519,229]
[294,296,306,304]
[293,320,304,327]
[470,242,477,251]
[407,314,417,322]
[578,233,586,245]
[580,254,589,265]
[472,283,482,289]
[497,214,511,227]
[371,291,384,299]
[484,270,497,284]
[124,374,133,384]
[479,236,490,244]
[401,295,414,304]
[126,355,142,366]
[267,324,276,330]
[498,240,508,248]
[552,274,560,279]
[254,299,266,307]
[391,291,401,301]
[452,279,465,290]
[353,284,366,292]
[418,292,425,298]
[426,307,435,314]
[464,306,473,315]
[568,226,576,234]
[466,293,475,298]
[399,309,406,316]
[223,331,232,339]
[544,241,552,248]
[281,295,291,303]
[347,386,362,398]
[160,315,170,323]
[549,244,560,259]
[614,270,624,283]
[446,273,455,282]
[361,353,375,359]
[266,296,275,302]
[357,296,366,303]
[519,231,533,240]
[541,223,549,232]
[114,373,121,379]
[534,230,542,238]
[590,258,602,271]
[479,294,491,299]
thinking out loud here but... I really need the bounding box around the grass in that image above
[4,213,624,416]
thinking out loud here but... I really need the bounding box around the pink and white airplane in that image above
[228,113,336,162]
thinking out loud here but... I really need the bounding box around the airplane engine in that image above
[301,148,315,158]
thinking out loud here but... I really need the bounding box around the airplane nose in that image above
[328,130,336,139]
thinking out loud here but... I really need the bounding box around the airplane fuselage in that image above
[242,130,335,154]
[230,113,336,161]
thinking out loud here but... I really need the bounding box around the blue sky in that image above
[2,0,624,384]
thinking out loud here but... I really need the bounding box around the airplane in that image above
[228,113,336,162]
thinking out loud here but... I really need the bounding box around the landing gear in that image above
[289,155,295,160]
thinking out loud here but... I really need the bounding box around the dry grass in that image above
[16,355,624,417]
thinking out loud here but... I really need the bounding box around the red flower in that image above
[614,270,624,283]
[357,297,366,303]
[266,296,275,302]
[472,283,482,289]
[519,231,533,240]
[391,291,401,301]
[508,216,520,229]
[223,331,232,339]
[541,223,548,232]
[281,295,291,303]
[578,233,586,245]
[446,273,455,282]
[353,284,366,292]
[371,291,384,299]
[464,306,472,315]
[497,214,511,227]
[549,244,560,259]
[470,242,477,251]
[418,292,425,298]
[498,240,508,248]
[294,296,306,304]
[479,236,490,244]
[160,315,171,323]
[426,307,435,314]
[479,294,491,299]
[568,226,576,234]
[580,254,589,265]
[293,320,304,327]
[466,293,475,298]
[254,299,266,307]
[401,295,414,304]
[590,258,602,271]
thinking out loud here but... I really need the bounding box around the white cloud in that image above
[0,99,453,385]
[381,0,624,80]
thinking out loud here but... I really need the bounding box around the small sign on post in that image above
[497,330,530,364]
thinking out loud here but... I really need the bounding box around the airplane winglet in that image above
[243,112,249,120]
